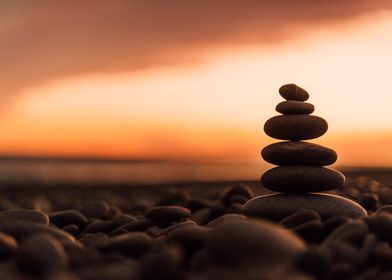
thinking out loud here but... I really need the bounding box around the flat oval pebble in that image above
[276,100,314,114]
[0,221,75,243]
[17,234,68,274]
[279,84,309,101]
[279,209,321,228]
[264,115,328,140]
[262,141,337,166]
[49,210,88,229]
[79,200,110,219]
[261,166,345,193]
[0,209,49,225]
[95,232,152,257]
[145,206,191,223]
[242,193,367,222]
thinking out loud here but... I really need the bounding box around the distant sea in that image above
[1,157,391,187]
[0,157,263,186]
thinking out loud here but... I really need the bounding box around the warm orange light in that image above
[0,11,391,166]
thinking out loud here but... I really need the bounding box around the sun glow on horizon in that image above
[1,11,392,166]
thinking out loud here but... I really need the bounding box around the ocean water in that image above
[0,158,263,186]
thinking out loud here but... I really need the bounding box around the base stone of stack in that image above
[242,193,367,222]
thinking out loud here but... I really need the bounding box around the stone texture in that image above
[242,193,367,222]
[261,166,345,193]
[262,141,337,166]
[279,84,309,101]
[264,115,328,140]
[276,101,315,115]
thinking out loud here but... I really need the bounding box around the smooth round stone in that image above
[279,84,309,101]
[207,219,305,267]
[17,234,68,274]
[264,115,328,140]
[276,101,314,114]
[261,166,345,193]
[0,209,49,225]
[262,141,337,166]
[242,193,367,222]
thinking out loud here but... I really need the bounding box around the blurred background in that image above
[0,0,391,185]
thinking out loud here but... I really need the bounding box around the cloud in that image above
[1,0,391,97]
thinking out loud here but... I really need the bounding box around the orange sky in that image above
[1,1,392,166]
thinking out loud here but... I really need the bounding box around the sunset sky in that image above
[1,1,392,167]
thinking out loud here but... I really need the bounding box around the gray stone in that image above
[279,84,309,101]
[261,166,345,193]
[242,193,367,221]
[264,115,328,140]
[262,141,337,166]
[276,101,314,114]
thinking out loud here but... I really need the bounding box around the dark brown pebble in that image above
[323,216,351,237]
[61,224,80,236]
[146,225,163,237]
[111,213,137,228]
[159,221,197,236]
[0,221,75,243]
[261,166,345,193]
[188,198,214,212]
[164,226,209,260]
[83,220,113,234]
[157,190,190,208]
[364,214,392,245]
[207,219,305,267]
[227,202,243,214]
[293,247,330,277]
[324,220,368,248]
[49,210,87,229]
[243,193,367,222]
[375,205,392,216]
[79,232,108,247]
[146,206,191,224]
[279,84,309,101]
[0,232,17,260]
[95,232,152,257]
[292,220,324,244]
[279,209,321,228]
[79,200,110,219]
[17,234,68,274]
[264,115,328,140]
[358,193,379,211]
[192,208,212,225]
[108,228,128,237]
[219,183,254,206]
[262,141,337,166]
[276,100,314,114]
[206,214,246,228]
[0,209,49,225]
[120,218,154,232]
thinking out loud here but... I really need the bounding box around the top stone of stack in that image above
[279,84,309,101]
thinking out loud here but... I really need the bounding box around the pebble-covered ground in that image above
[0,175,391,279]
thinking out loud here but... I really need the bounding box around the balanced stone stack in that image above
[243,84,366,221]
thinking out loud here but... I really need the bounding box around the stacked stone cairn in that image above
[243,84,366,221]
